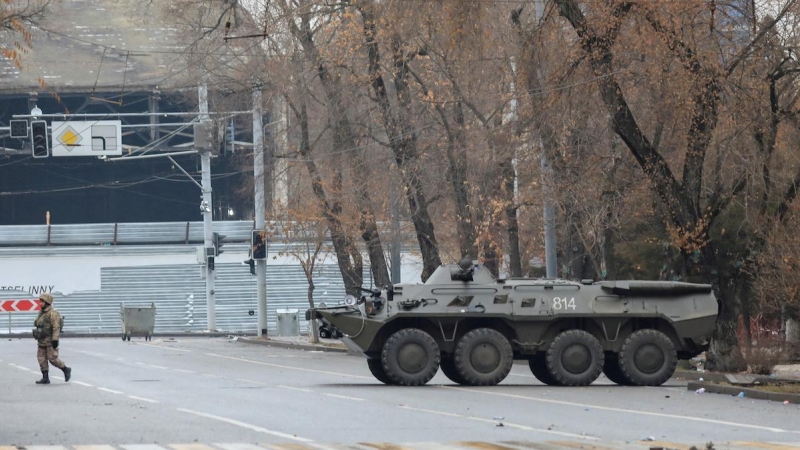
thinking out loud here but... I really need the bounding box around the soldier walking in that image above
[33,293,71,384]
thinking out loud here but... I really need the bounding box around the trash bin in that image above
[276,308,300,336]
[120,302,156,341]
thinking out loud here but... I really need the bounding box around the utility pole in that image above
[534,0,557,279]
[253,84,267,337]
[199,84,216,331]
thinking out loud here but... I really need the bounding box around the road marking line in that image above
[358,443,414,450]
[72,381,94,387]
[176,408,314,443]
[174,369,196,374]
[324,393,365,401]
[633,442,692,450]
[97,387,124,395]
[22,446,69,450]
[121,445,170,450]
[74,445,117,450]
[205,352,372,379]
[441,386,791,433]
[236,378,266,385]
[266,445,317,450]
[127,395,159,403]
[732,443,800,450]
[169,444,217,450]
[146,364,168,369]
[9,364,34,372]
[139,342,194,352]
[214,444,270,450]
[278,385,313,392]
[397,405,598,440]
[454,442,520,450]
[74,350,108,357]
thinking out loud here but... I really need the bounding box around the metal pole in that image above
[253,85,268,337]
[199,84,216,331]
[532,0,556,279]
[542,150,558,278]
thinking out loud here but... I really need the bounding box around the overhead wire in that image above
[9,0,722,199]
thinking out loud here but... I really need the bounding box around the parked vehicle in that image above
[307,259,718,386]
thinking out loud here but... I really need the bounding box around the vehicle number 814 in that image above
[552,297,577,310]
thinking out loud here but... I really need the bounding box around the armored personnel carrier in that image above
[307,260,717,387]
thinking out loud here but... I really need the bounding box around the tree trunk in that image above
[554,0,748,370]
[501,155,523,277]
[287,92,362,296]
[358,6,442,281]
[307,279,319,344]
[706,317,744,372]
[447,103,478,260]
[359,208,391,289]
[291,8,388,293]
[705,273,747,372]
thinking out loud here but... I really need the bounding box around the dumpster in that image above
[276,308,299,336]
[121,302,156,341]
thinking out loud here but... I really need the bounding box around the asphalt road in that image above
[1,337,799,450]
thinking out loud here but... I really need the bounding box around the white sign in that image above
[51,120,122,156]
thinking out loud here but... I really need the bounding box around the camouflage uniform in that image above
[33,293,71,384]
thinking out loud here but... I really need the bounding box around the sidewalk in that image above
[236,335,349,353]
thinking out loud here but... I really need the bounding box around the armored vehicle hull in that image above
[307,261,717,387]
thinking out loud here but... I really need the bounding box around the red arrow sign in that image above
[0,299,41,312]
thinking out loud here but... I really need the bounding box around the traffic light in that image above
[212,232,226,256]
[252,230,266,260]
[31,120,49,158]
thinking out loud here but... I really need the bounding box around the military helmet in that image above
[38,293,53,304]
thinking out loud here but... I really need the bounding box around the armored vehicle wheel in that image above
[439,356,468,385]
[619,329,677,386]
[528,352,560,386]
[602,352,631,385]
[453,328,513,386]
[546,330,604,386]
[367,358,395,385]
[381,328,440,386]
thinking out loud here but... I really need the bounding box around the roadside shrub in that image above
[743,342,786,375]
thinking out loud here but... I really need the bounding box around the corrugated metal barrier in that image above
[0,262,365,335]
[0,221,377,335]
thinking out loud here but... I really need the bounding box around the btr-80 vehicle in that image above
[307,260,718,387]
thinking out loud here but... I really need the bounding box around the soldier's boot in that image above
[61,366,71,382]
[35,371,50,384]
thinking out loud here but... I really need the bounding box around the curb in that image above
[237,336,349,353]
[675,369,799,384]
[687,381,800,404]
